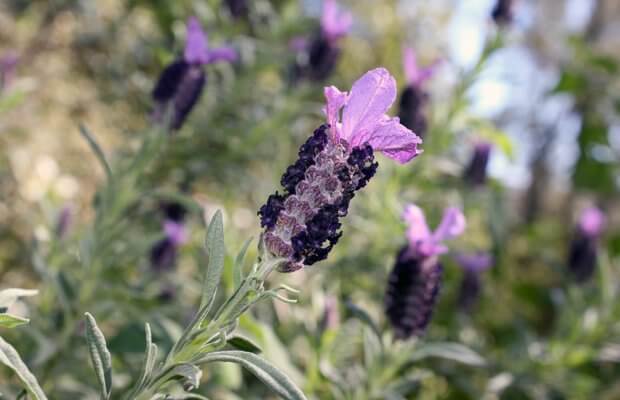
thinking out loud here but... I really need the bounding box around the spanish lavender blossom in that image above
[259,68,422,272]
[293,0,352,81]
[55,205,73,239]
[491,0,514,26]
[398,47,439,139]
[464,141,492,186]
[152,17,236,130]
[225,0,249,19]
[568,206,606,282]
[385,204,465,339]
[0,52,18,91]
[150,203,188,272]
[319,295,340,332]
[455,253,493,312]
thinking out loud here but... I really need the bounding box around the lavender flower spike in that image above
[568,206,606,282]
[259,68,421,272]
[492,0,514,25]
[455,252,493,311]
[385,204,465,339]
[152,17,237,130]
[151,203,188,272]
[464,141,492,186]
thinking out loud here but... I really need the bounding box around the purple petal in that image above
[206,46,237,64]
[184,17,209,64]
[323,85,348,140]
[321,0,352,42]
[403,204,432,245]
[433,207,466,242]
[351,116,422,163]
[341,68,397,144]
[455,253,493,273]
[164,220,188,245]
[402,46,419,86]
[579,206,606,237]
[289,36,309,52]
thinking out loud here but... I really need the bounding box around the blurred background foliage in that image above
[0,0,619,398]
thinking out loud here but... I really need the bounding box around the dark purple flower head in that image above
[568,207,605,283]
[150,203,188,272]
[152,17,236,130]
[0,52,18,90]
[385,204,465,339]
[454,252,493,311]
[55,205,73,239]
[225,0,249,19]
[464,141,492,186]
[259,68,422,272]
[491,0,514,26]
[385,248,443,339]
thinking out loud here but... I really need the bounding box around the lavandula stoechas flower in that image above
[293,0,352,81]
[385,205,465,339]
[464,141,492,186]
[150,203,188,272]
[0,52,18,91]
[568,207,605,283]
[259,68,422,272]
[225,0,249,19]
[491,0,514,26]
[455,253,493,312]
[398,47,439,139]
[55,205,73,239]
[152,17,237,130]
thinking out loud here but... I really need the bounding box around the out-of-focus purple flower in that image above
[491,0,514,25]
[568,207,605,282]
[455,252,493,311]
[385,204,465,339]
[464,141,492,186]
[0,52,18,91]
[225,0,249,19]
[291,0,352,82]
[55,205,73,239]
[319,295,340,332]
[398,47,439,138]
[259,68,421,272]
[152,17,237,130]
[150,203,188,272]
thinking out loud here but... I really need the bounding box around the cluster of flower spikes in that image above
[259,124,378,272]
[385,205,465,339]
[152,17,236,130]
[260,68,422,272]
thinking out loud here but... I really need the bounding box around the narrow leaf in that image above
[79,124,113,181]
[227,334,262,354]
[197,351,307,400]
[84,313,113,399]
[134,323,158,393]
[162,363,203,391]
[233,237,253,288]
[345,302,382,345]
[200,210,226,309]
[0,313,30,329]
[0,335,48,400]
[410,342,486,367]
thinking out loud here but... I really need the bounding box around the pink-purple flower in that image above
[152,17,236,130]
[568,206,606,282]
[578,206,606,238]
[455,252,493,311]
[402,204,466,259]
[259,68,421,272]
[320,0,353,43]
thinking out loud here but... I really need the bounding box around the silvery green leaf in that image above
[84,313,113,399]
[227,334,262,354]
[79,124,113,181]
[0,313,30,328]
[162,363,203,391]
[0,335,48,400]
[134,323,158,394]
[233,238,253,288]
[200,210,226,311]
[197,351,307,400]
[410,342,486,367]
[345,302,382,346]
[0,288,38,309]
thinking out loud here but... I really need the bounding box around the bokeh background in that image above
[1,0,619,398]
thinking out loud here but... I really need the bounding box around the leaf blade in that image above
[0,335,48,400]
[200,210,226,310]
[84,313,113,399]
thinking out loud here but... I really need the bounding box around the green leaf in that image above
[200,210,226,310]
[0,335,48,400]
[0,313,30,329]
[410,342,486,367]
[233,237,253,288]
[197,351,307,400]
[162,363,203,391]
[134,323,158,394]
[79,124,113,182]
[84,313,113,400]
[345,302,382,345]
[227,334,262,354]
